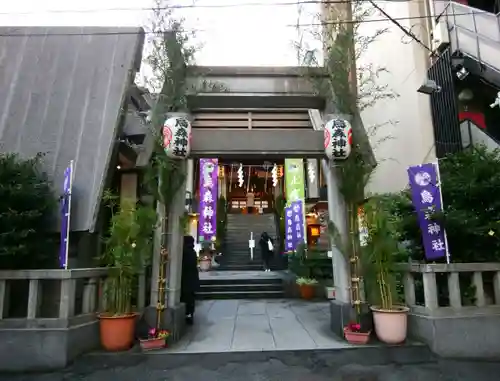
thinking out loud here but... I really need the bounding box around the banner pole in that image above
[64,160,74,270]
[434,161,450,264]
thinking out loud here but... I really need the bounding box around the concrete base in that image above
[329,299,355,338]
[74,343,434,374]
[409,312,500,358]
[144,304,186,344]
[0,320,99,372]
[282,271,299,298]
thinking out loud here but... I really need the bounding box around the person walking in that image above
[259,232,274,272]
[181,235,200,325]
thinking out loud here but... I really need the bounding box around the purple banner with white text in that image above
[284,200,305,252]
[407,163,449,261]
[198,159,218,243]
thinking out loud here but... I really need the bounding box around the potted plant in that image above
[139,328,170,351]
[343,321,371,344]
[198,241,213,271]
[199,254,211,271]
[99,195,157,352]
[296,277,318,299]
[361,197,409,344]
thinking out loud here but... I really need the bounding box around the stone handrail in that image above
[397,262,500,317]
[0,268,146,328]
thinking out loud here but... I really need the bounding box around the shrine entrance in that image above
[221,159,284,214]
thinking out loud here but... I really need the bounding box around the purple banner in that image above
[284,200,305,252]
[59,162,73,269]
[198,159,218,243]
[284,205,293,252]
[407,163,449,261]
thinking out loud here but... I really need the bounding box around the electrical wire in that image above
[367,0,432,52]
[0,10,486,37]
[0,0,466,15]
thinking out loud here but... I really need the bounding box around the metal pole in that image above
[434,161,451,264]
[246,165,252,192]
[64,160,74,270]
[249,231,254,261]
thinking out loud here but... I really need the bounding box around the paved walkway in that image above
[165,299,346,353]
[3,358,499,380]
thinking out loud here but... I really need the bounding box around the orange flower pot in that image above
[299,284,315,300]
[99,313,137,351]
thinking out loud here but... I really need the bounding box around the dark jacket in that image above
[259,232,274,258]
[181,235,200,295]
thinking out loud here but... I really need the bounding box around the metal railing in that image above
[460,119,500,149]
[437,1,500,72]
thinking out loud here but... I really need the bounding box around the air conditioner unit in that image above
[431,20,450,54]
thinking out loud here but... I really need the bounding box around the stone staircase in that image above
[196,275,284,299]
[220,214,277,271]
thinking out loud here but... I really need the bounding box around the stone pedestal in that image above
[330,299,355,337]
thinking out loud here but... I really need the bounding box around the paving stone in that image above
[1,359,498,380]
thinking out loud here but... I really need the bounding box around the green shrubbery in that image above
[382,145,500,263]
[0,153,56,269]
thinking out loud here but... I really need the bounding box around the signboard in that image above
[407,163,450,262]
[284,200,306,252]
[198,158,218,243]
[284,158,305,202]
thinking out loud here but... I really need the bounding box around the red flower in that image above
[347,322,361,332]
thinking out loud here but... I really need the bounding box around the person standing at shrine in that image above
[246,188,255,214]
[259,232,274,272]
[181,235,200,325]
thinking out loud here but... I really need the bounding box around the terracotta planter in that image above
[344,328,371,344]
[370,305,409,344]
[139,337,166,351]
[199,259,211,271]
[299,284,315,300]
[99,313,137,351]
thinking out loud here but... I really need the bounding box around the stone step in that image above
[216,264,264,271]
[196,290,284,300]
[199,283,282,293]
[80,344,436,373]
[199,277,282,286]
[227,222,275,226]
[226,229,275,232]
[222,262,263,267]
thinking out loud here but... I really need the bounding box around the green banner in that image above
[284,159,305,202]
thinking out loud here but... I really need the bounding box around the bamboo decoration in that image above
[349,205,363,317]
[155,246,168,331]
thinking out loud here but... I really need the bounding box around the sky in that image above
[0,0,321,66]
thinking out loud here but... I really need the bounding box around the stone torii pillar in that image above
[321,112,354,337]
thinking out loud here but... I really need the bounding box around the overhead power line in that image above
[0,0,466,15]
[367,0,432,52]
[0,10,485,37]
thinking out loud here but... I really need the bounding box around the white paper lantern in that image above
[162,116,192,159]
[324,118,352,160]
